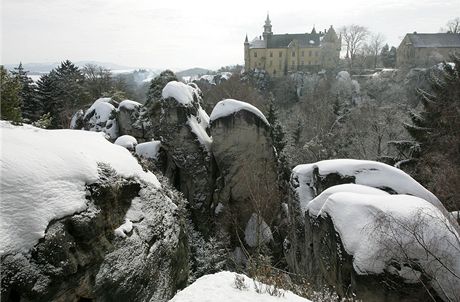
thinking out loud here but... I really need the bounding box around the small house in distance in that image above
[244,14,341,76]
[397,32,460,67]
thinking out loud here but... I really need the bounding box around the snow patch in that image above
[119,99,142,110]
[114,135,138,150]
[161,81,195,106]
[244,213,273,247]
[170,271,312,302]
[210,99,269,126]
[187,115,212,152]
[114,219,133,238]
[135,141,161,159]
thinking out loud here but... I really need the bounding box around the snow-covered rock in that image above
[162,81,197,106]
[285,159,460,302]
[0,122,157,256]
[147,80,214,234]
[81,97,119,140]
[170,271,311,302]
[114,135,138,150]
[135,141,161,159]
[1,121,188,302]
[210,99,269,126]
[119,99,142,110]
[292,159,443,211]
[117,99,150,141]
[210,99,279,251]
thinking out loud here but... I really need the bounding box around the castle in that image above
[244,14,341,76]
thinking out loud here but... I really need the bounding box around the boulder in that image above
[118,100,151,141]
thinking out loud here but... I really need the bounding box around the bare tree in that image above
[340,25,369,70]
[371,208,460,302]
[367,33,386,69]
[441,17,460,33]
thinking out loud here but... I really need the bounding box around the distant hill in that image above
[3,61,149,74]
[176,67,214,78]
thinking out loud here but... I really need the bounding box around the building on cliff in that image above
[397,32,460,67]
[244,14,341,76]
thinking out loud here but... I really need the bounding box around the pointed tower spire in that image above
[311,25,317,34]
[263,12,273,40]
[244,34,248,43]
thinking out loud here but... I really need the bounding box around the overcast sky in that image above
[1,0,459,70]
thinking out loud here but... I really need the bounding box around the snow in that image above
[169,271,312,302]
[310,191,460,299]
[119,99,142,110]
[187,115,212,152]
[244,213,273,247]
[162,81,195,106]
[114,135,138,150]
[114,219,133,238]
[210,99,270,126]
[305,184,389,216]
[292,159,443,211]
[198,107,210,128]
[135,141,161,159]
[0,122,160,255]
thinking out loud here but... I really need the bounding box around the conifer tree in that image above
[12,63,40,122]
[404,55,460,210]
[145,70,178,105]
[0,66,22,123]
[36,73,61,128]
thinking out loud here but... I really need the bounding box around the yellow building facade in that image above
[244,15,341,76]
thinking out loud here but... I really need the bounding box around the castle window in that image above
[292,51,295,57]
[302,51,304,57]
[279,51,282,57]
[309,50,312,56]
[270,52,273,57]
[254,52,257,58]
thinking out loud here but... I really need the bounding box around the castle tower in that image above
[263,13,273,40]
[244,34,250,71]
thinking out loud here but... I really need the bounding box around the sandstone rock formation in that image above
[1,166,188,302]
[285,159,459,301]
[210,99,280,251]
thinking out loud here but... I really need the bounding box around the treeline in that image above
[0,60,149,128]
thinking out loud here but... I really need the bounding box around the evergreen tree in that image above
[36,73,61,128]
[0,66,22,123]
[292,119,302,145]
[380,44,390,67]
[388,46,397,68]
[381,44,397,68]
[12,63,40,122]
[146,70,178,105]
[38,60,89,128]
[404,55,460,210]
[266,99,286,154]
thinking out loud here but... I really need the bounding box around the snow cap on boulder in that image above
[210,99,269,126]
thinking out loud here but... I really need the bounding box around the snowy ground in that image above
[169,271,311,302]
